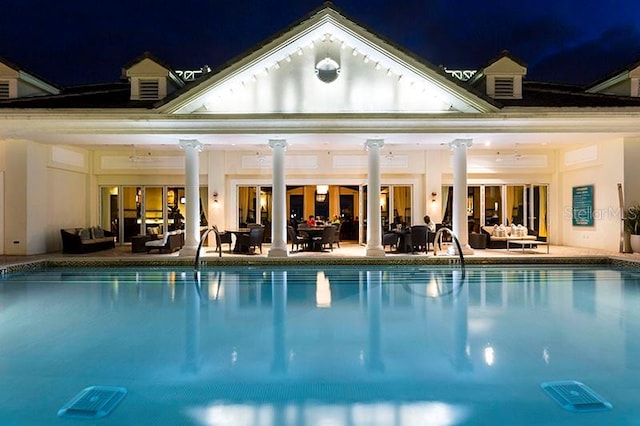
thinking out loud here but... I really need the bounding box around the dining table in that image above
[225,228,251,253]
[393,228,413,253]
[297,225,330,251]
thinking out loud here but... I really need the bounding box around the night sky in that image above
[3,0,640,87]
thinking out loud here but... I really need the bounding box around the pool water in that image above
[1,264,640,425]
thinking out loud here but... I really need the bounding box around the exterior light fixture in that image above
[315,58,341,83]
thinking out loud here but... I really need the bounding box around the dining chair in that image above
[288,225,309,252]
[212,225,233,252]
[312,225,336,251]
[239,226,265,254]
[410,225,429,253]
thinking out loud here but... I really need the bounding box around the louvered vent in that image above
[138,79,160,100]
[0,81,10,99]
[494,77,514,98]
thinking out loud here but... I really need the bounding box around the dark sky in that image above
[3,0,640,87]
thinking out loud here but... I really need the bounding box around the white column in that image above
[448,139,474,255]
[268,139,288,257]
[179,139,203,256]
[365,139,385,257]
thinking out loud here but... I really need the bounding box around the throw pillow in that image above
[79,228,91,240]
[93,227,105,239]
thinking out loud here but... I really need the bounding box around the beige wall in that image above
[558,140,624,251]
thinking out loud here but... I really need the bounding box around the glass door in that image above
[100,186,120,242]
[259,186,272,242]
[122,186,142,242]
[392,185,411,227]
[528,185,548,240]
[484,185,501,226]
[238,186,257,227]
[506,185,525,226]
[146,187,166,233]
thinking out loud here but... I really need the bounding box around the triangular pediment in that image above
[159,6,497,114]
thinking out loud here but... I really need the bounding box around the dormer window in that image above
[138,79,160,100]
[476,52,527,100]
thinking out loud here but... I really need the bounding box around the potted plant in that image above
[625,204,640,253]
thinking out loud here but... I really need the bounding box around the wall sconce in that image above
[431,192,437,203]
[180,196,186,204]
[212,192,219,203]
[316,185,328,203]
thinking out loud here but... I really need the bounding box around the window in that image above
[138,79,160,100]
[493,77,514,98]
[0,80,10,99]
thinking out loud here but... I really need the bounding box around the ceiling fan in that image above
[128,145,153,163]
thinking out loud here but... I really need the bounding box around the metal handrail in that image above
[193,226,223,273]
[432,227,466,270]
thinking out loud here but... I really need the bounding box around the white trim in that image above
[0,172,3,255]
[17,71,60,95]
[586,72,628,94]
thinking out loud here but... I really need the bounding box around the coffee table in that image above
[506,239,549,253]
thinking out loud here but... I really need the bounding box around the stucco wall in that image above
[559,140,624,251]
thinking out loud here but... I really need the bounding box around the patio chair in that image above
[312,225,336,251]
[382,232,399,251]
[410,225,429,253]
[288,225,309,252]
[332,222,341,248]
[239,226,265,254]
[212,225,233,252]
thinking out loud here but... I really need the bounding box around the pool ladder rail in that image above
[432,227,466,271]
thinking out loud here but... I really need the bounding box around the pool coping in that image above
[1,254,639,275]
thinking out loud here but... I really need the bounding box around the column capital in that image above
[365,139,384,150]
[268,139,288,149]
[179,139,203,152]
[448,138,473,150]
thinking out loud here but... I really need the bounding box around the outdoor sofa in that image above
[145,230,184,253]
[60,227,116,254]
[481,225,538,249]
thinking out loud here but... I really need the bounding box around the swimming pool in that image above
[1,264,639,425]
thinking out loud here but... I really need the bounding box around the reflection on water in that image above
[1,265,640,424]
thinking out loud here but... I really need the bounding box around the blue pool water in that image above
[1,264,640,425]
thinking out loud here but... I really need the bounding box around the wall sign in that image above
[572,185,594,226]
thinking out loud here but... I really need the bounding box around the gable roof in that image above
[585,58,640,94]
[0,56,61,96]
[156,4,498,115]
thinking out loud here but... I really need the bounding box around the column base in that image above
[447,244,474,256]
[366,245,386,257]
[268,247,289,258]
[179,245,199,256]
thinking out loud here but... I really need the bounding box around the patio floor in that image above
[2,240,640,269]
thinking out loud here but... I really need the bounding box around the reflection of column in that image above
[451,270,472,371]
[365,139,385,257]
[183,278,201,373]
[179,139,203,256]
[366,270,384,371]
[268,139,288,257]
[448,139,473,255]
[271,271,288,372]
